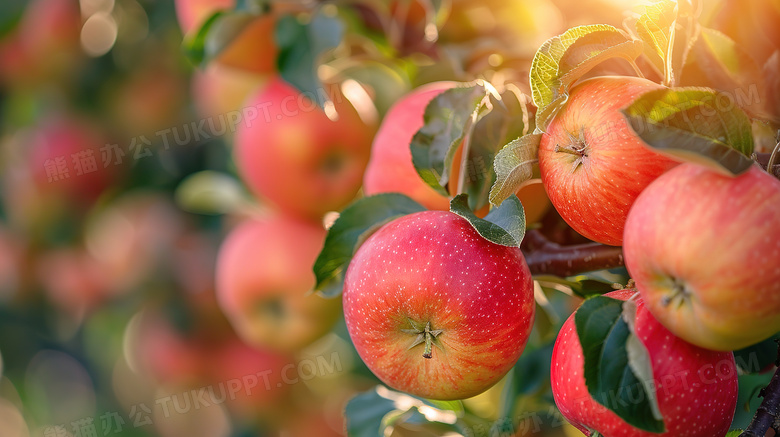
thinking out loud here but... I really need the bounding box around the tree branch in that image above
[521,230,625,277]
[757,152,780,178]
[740,368,780,436]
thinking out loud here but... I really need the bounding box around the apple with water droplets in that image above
[539,76,679,246]
[624,163,780,351]
[551,289,738,437]
[343,210,535,400]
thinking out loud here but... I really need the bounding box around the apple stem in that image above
[402,319,443,359]
[423,334,433,359]
[553,145,583,156]
[660,279,689,308]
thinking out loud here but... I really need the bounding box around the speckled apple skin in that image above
[539,76,679,246]
[343,211,535,400]
[624,164,780,351]
[551,289,738,437]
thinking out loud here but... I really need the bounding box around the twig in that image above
[740,342,780,437]
[521,230,625,277]
[757,152,780,178]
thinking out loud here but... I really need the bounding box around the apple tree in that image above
[187,0,780,436]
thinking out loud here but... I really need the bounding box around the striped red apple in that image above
[343,210,535,400]
[539,76,679,246]
[551,289,738,436]
[624,163,780,351]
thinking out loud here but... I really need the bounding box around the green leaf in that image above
[423,399,464,417]
[530,25,643,129]
[502,342,555,412]
[635,0,677,79]
[491,342,554,436]
[313,194,426,298]
[734,334,780,375]
[557,31,644,87]
[449,194,525,247]
[684,27,768,119]
[465,91,532,211]
[725,431,744,437]
[182,11,232,67]
[345,386,461,437]
[0,0,26,39]
[575,296,665,433]
[622,87,755,175]
[345,388,399,437]
[174,171,248,215]
[410,84,489,195]
[275,10,344,107]
[536,272,623,299]
[489,134,542,206]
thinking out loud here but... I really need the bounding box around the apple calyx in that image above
[256,296,286,321]
[660,278,692,309]
[401,318,444,359]
[554,128,589,173]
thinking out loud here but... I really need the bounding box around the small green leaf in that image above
[489,134,542,206]
[725,431,743,437]
[174,171,248,215]
[530,25,642,129]
[313,194,426,298]
[503,342,555,409]
[345,388,400,437]
[0,0,26,39]
[345,387,461,437]
[465,91,531,211]
[575,296,665,433]
[536,271,623,299]
[423,399,464,417]
[734,334,780,375]
[635,0,677,79]
[182,11,231,66]
[450,194,525,247]
[275,10,344,107]
[622,87,755,175]
[684,27,768,119]
[410,84,489,195]
[492,342,554,436]
[557,31,644,87]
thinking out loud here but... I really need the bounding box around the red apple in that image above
[538,76,679,246]
[191,63,267,119]
[0,0,82,87]
[37,248,114,318]
[363,82,456,211]
[343,210,535,400]
[551,289,738,437]
[216,214,342,352]
[84,192,184,293]
[106,58,188,138]
[174,0,278,74]
[27,116,116,204]
[624,164,780,351]
[206,337,293,416]
[234,78,374,220]
[175,0,233,34]
[125,310,206,388]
